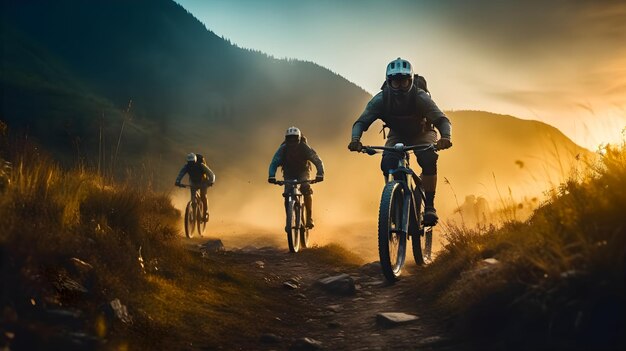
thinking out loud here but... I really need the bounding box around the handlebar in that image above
[360,143,436,155]
[273,179,318,186]
[177,183,213,188]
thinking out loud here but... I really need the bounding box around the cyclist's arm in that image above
[201,164,216,184]
[175,164,188,184]
[351,92,384,141]
[305,145,324,176]
[416,90,452,139]
[268,145,285,178]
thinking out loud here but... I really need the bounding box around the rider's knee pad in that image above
[417,150,438,176]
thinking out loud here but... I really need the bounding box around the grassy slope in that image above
[416,142,626,349]
[0,139,289,350]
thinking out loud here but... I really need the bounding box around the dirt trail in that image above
[186,237,460,350]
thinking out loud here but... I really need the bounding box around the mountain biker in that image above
[268,127,325,229]
[175,152,216,222]
[348,58,452,225]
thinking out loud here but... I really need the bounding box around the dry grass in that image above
[417,141,626,349]
[0,142,276,350]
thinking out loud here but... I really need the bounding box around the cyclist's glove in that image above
[348,139,363,152]
[268,176,277,184]
[315,175,324,183]
[436,138,452,150]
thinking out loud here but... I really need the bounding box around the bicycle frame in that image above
[363,144,435,237]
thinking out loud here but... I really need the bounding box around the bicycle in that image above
[179,184,208,238]
[360,143,436,282]
[272,179,318,253]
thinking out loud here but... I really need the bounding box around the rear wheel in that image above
[300,203,310,248]
[413,227,433,265]
[412,192,433,265]
[378,181,407,282]
[286,200,301,253]
[197,195,207,236]
[184,201,196,238]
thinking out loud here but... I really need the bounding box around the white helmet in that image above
[285,126,301,138]
[386,57,414,93]
[186,152,197,162]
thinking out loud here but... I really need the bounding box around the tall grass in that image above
[0,134,290,349]
[418,141,626,349]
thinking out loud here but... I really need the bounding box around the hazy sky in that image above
[176,0,626,149]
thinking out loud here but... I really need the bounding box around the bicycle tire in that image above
[412,192,433,265]
[378,181,407,282]
[286,200,300,253]
[300,202,310,249]
[197,194,207,236]
[184,201,195,238]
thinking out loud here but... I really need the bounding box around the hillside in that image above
[1,0,371,172]
[1,0,592,240]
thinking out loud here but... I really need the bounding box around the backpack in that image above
[280,136,311,174]
[195,154,208,182]
[196,154,206,164]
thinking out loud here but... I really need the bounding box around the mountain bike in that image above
[179,184,208,238]
[273,179,318,253]
[360,143,436,282]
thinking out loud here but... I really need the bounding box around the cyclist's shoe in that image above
[203,212,209,222]
[423,207,439,226]
[306,218,315,229]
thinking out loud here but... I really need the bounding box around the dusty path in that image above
[186,238,461,350]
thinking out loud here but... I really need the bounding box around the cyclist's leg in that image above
[299,172,314,228]
[414,131,439,224]
[200,185,208,220]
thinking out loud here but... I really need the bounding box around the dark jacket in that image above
[351,86,452,141]
[176,162,216,187]
[268,141,324,178]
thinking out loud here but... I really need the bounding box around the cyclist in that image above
[268,127,325,229]
[175,152,216,222]
[348,58,452,225]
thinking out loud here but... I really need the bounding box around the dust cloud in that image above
[170,112,589,262]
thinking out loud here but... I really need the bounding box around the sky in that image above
[176,0,626,150]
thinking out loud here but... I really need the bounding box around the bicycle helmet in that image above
[285,126,301,138]
[186,152,197,163]
[386,57,414,95]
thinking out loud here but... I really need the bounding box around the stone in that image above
[70,258,93,272]
[198,239,225,253]
[283,281,299,290]
[483,258,499,265]
[315,274,356,296]
[254,260,265,268]
[54,273,88,294]
[419,336,444,345]
[376,312,419,328]
[289,337,322,351]
[107,299,133,324]
[359,261,382,277]
[295,293,307,299]
[325,305,342,313]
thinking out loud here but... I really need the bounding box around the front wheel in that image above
[184,201,196,238]
[197,195,207,236]
[286,200,301,253]
[378,181,407,282]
